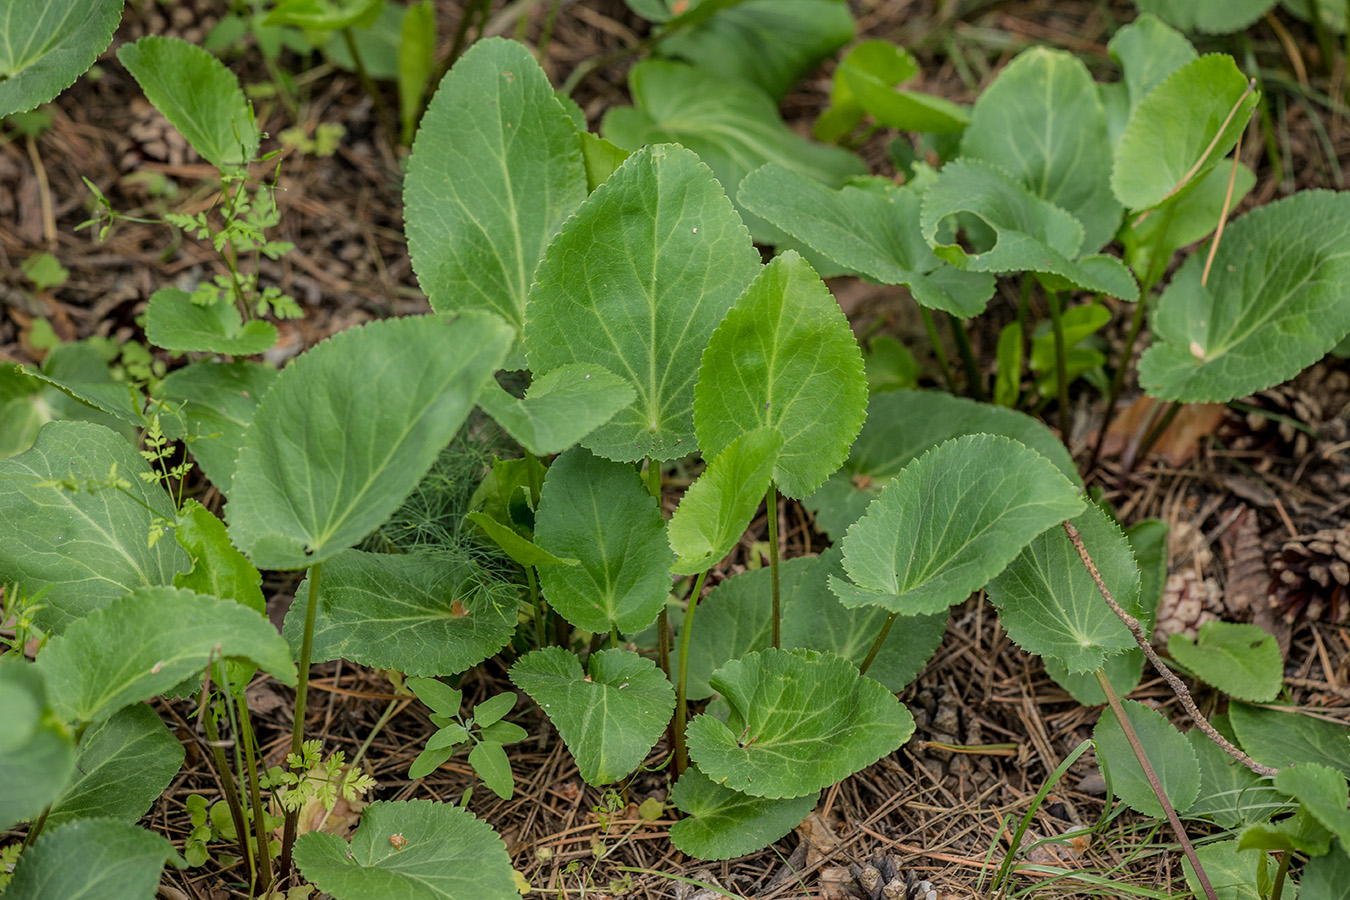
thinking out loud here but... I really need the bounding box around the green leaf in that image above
[293,799,517,900]
[323,2,402,77]
[174,499,264,615]
[1180,839,1272,900]
[668,428,782,576]
[1184,727,1289,828]
[687,648,913,798]
[228,313,512,570]
[1240,805,1332,855]
[406,38,586,335]
[510,647,675,785]
[578,132,631,192]
[832,40,969,134]
[1045,651,1143,708]
[1029,302,1111,395]
[472,692,516,728]
[143,288,278,356]
[466,510,577,569]
[476,364,635,456]
[525,143,761,461]
[694,251,867,499]
[1093,699,1200,817]
[1106,15,1198,127]
[469,741,514,799]
[1169,622,1283,702]
[1111,54,1257,212]
[0,366,45,457]
[1230,703,1350,777]
[38,586,296,723]
[1137,0,1275,34]
[865,335,921,394]
[117,37,259,169]
[4,819,182,900]
[283,550,518,678]
[1274,763,1350,849]
[0,659,75,831]
[988,504,1139,674]
[804,389,1078,540]
[669,767,818,860]
[0,421,190,633]
[1138,191,1350,403]
[1124,159,1256,281]
[265,0,381,29]
[407,677,462,716]
[533,448,671,634]
[46,703,183,827]
[1283,0,1349,32]
[1302,849,1350,898]
[920,159,1139,299]
[0,0,123,118]
[154,361,276,494]
[398,2,435,145]
[831,434,1084,615]
[479,720,526,745]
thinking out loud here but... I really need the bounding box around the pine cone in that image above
[847,855,939,900]
[1153,570,1222,643]
[1223,363,1350,460]
[121,0,223,45]
[1269,528,1350,624]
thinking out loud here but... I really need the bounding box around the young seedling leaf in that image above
[578,132,631,192]
[510,647,675,785]
[3,819,182,900]
[525,143,761,461]
[1135,0,1275,35]
[1274,764,1350,850]
[407,677,462,717]
[293,799,517,900]
[687,648,913,798]
[472,692,516,728]
[1184,727,1289,828]
[533,447,672,634]
[1139,191,1350,402]
[469,741,514,799]
[265,0,382,30]
[143,288,278,356]
[831,434,1084,615]
[154,361,276,494]
[466,511,577,569]
[174,499,265,615]
[405,38,586,335]
[476,364,636,456]
[0,421,190,634]
[228,313,512,570]
[282,550,518,677]
[0,0,123,118]
[117,36,259,169]
[1169,622,1283,702]
[669,767,818,860]
[0,659,75,831]
[1229,703,1350,777]
[833,40,969,134]
[668,428,783,576]
[1180,839,1274,900]
[694,251,867,499]
[1094,699,1200,818]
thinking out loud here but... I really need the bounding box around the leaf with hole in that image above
[143,289,278,356]
[669,767,818,860]
[1093,699,1199,818]
[3,819,182,900]
[0,0,124,118]
[477,364,635,456]
[1169,622,1283,702]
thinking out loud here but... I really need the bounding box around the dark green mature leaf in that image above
[38,587,295,723]
[143,288,278,356]
[19,363,144,429]
[961,48,1121,253]
[4,819,182,900]
[0,659,74,831]
[294,799,517,900]
[1136,0,1275,34]
[1139,191,1350,403]
[46,703,183,827]
[228,313,512,570]
[1303,849,1350,897]
[1181,840,1271,900]
[1094,699,1200,817]
[737,165,995,317]
[669,767,818,860]
[174,499,264,614]
[511,647,675,785]
[831,434,1084,615]
[804,390,1078,540]
[283,550,518,677]
[0,0,123,117]
[155,361,276,494]
[694,251,867,499]
[477,364,635,456]
[1274,764,1350,850]
[525,143,761,460]
[1229,703,1350,777]
[1184,728,1289,828]
[406,39,586,335]
[829,40,969,134]
[118,37,259,169]
[534,448,672,634]
[920,159,1139,299]
[1169,622,1283,702]
[687,648,913,798]
[0,421,190,633]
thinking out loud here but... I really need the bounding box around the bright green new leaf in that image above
[668,428,782,576]
[1124,159,1256,281]
[406,38,586,334]
[0,659,74,831]
[282,550,518,677]
[831,40,969,134]
[1136,0,1275,34]
[578,132,630,192]
[472,692,516,728]
[3,819,182,900]
[321,4,401,77]
[0,0,123,118]
[920,159,1139,300]
[1111,54,1257,212]
[525,143,761,460]
[687,648,913,798]
[265,0,381,29]
[831,434,1084,615]
[477,364,635,456]
[1139,191,1350,402]
[511,647,675,785]
[1229,703,1350,777]
[737,165,995,317]
[1093,699,1200,818]
[533,448,671,634]
[0,421,190,633]
[1029,302,1111,395]
[228,313,512,570]
[46,703,183,828]
[865,335,921,394]
[466,511,578,569]
[174,499,264,615]
[38,586,295,723]
[1184,727,1289,828]
[1181,839,1272,900]
[398,2,435,145]
[961,48,1121,253]
[408,677,462,717]
[1274,764,1350,851]
[669,767,818,860]
[469,741,514,799]
[1169,622,1283,702]
[154,360,276,494]
[694,251,867,499]
[117,37,259,169]
[988,505,1139,674]
[143,288,278,356]
[1107,14,1198,122]
[294,799,517,900]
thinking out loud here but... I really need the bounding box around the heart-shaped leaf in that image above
[154,361,276,494]
[143,288,278,356]
[1169,622,1283,702]
[476,364,635,456]
[0,0,123,118]
[687,648,913,798]
[1229,703,1350,777]
[0,659,74,831]
[669,767,818,860]
[174,499,264,614]
[1094,699,1200,817]
[511,647,675,785]
[3,819,182,900]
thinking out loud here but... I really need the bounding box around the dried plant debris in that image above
[1270,528,1350,624]
[847,854,939,900]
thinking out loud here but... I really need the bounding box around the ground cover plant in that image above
[3,1,1350,898]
